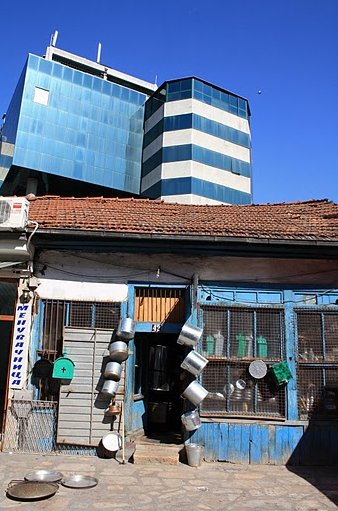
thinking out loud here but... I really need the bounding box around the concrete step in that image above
[133,442,182,465]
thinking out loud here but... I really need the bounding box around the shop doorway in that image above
[135,333,185,439]
[0,281,17,444]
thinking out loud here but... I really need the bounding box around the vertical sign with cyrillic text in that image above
[9,303,32,389]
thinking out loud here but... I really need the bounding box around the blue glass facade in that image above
[142,77,251,205]
[2,54,147,194]
[1,49,252,204]
[143,145,251,178]
[144,78,249,121]
[145,177,251,204]
[143,113,251,149]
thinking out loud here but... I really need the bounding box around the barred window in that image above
[198,306,285,418]
[296,310,338,420]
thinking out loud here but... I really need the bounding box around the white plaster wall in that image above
[164,99,251,134]
[144,104,165,132]
[36,250,338,288]
[141,160,251,194]
[143,129,250,163]
[158,193,225,205]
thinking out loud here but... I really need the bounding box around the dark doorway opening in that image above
[135,333,185,441]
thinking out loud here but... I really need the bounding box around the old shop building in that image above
[1,195,338,464]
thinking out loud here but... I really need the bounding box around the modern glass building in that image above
[0,45,252,204]
[0,46,156,196]
[141,78,252,204]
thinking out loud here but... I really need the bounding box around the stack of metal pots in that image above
[101,318,135,397]
[178,321,209,431]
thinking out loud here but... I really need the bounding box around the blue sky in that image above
[1,0,337,204]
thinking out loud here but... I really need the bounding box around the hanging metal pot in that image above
[181,409,201,431]
[181,380,208,406]
[109,341,128,362]
[101,379,119,396]
[103,361,122,381]
[180,351,208,376]
[177,322,203,347]
[116,318,135,340]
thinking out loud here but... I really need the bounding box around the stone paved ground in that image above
[0,452,337,510]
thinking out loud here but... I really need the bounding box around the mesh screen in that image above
[199,306,285,418]
[296,310,338,419]
[200,305,284,359]
[3,400,96,456]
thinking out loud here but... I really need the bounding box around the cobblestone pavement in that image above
[0,452,337,510]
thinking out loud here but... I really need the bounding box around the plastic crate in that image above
[270,361,292,386]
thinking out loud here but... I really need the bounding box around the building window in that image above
[134,287,186,323]
[33,87,49,106]
[198,305,286,418]
[296,310,338,419]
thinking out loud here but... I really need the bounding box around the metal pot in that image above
[101,379,119,396]
[180,350,208,376]
[181,409,201,431]
[116,318,135,340]
[177,322,203,347]
[104,361,122,381]
[109,341,128,362]
[181,380,208,406]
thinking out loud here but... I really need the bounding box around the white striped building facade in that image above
[141,78,252,205]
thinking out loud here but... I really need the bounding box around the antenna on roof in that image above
[97,42,102,63]
[50,30,59,47]
[154,74,158,86]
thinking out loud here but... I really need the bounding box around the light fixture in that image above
[20,287,31,304]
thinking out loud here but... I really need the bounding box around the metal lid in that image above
[249,360,267,379]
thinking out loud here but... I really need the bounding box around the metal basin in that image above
[61,475,98,489]
[24,470,63,483]
[7,480,58,501]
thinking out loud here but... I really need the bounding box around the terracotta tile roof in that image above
[27,196,338,242]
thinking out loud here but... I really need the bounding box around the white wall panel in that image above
[141,161,251,194]
[144,104,165,132]
[164,99,250,134]
[143,128,250,163]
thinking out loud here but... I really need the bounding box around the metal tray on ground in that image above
[7,480,59,501]
[24,469,63,483]
[61,474,98,489]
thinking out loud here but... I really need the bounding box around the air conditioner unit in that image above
[0,197,29,230]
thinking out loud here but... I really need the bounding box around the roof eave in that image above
[30,228,338,258]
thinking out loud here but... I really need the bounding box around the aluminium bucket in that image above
[185,443,203,467]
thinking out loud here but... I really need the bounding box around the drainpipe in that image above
[191,273,199,324]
